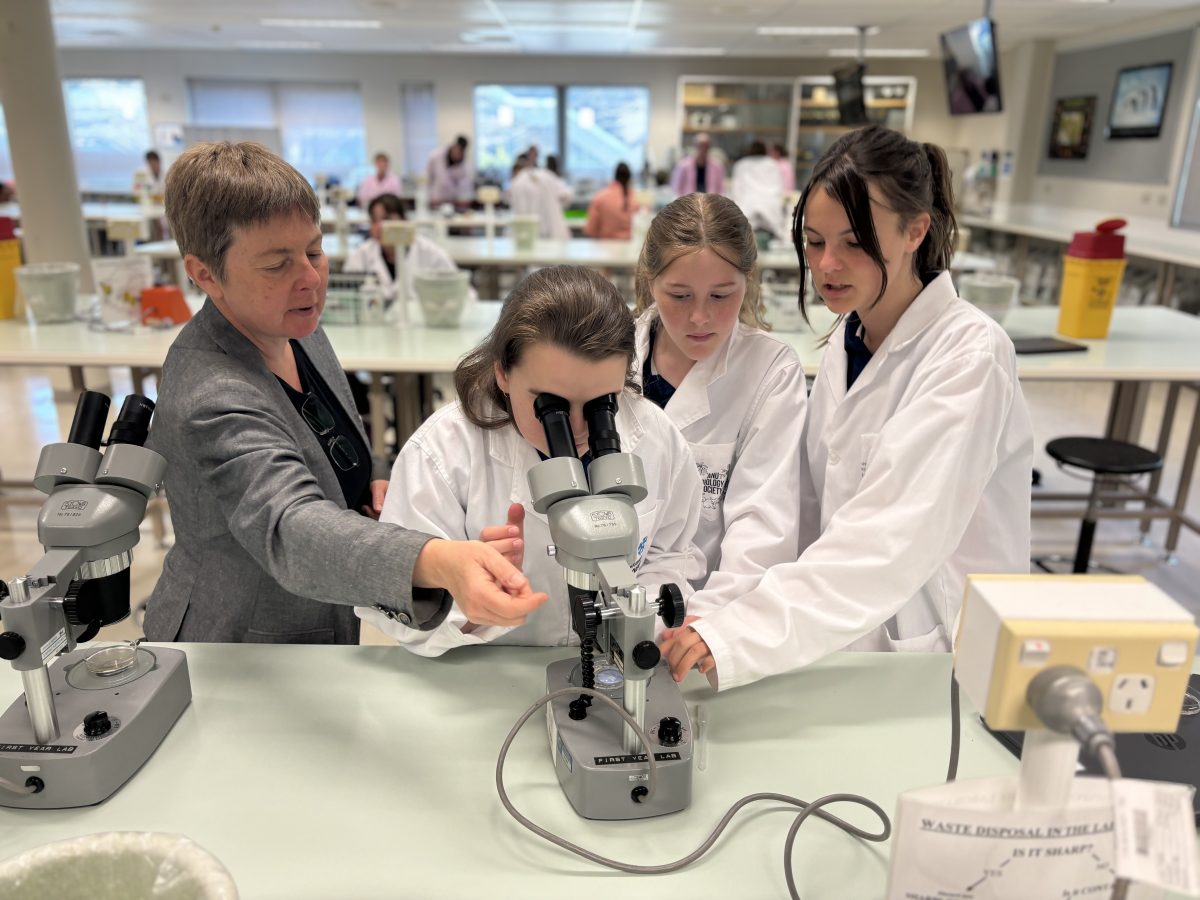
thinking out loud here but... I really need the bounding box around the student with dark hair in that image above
[427,135,474,206]
[343,193,472,305]
[661,125,1033,690]
[583,162,639,240]
[361,265,703,656]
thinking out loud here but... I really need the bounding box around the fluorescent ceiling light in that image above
[260,18,381,29]
[641,46,727,56]
[828,48,930,58]
[511,23,631,33]
[238,40,323,50]
[757,26,880,36]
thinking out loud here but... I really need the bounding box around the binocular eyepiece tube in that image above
[533,392,623,460]
[66,391,157,451]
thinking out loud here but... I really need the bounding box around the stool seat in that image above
[1045,437,1163,475]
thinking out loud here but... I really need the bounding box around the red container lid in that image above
[1066,218,1126,260]
[0,217,16,241]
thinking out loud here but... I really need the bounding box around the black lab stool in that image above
[1045,437,1163,573]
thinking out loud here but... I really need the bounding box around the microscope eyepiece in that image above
[67,391,111,451]
[533,392,577,459]
[583,394,621,458]
[107,395,155,447]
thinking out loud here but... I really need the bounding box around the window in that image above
[472,84,650,189]
[400,84,438,180]
[188,80,367,184]
[0,104,12,183]
[566,86,649,189]
[474,85,559,184]
[63,78,151,191]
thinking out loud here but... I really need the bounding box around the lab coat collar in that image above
[821,270,957,401]
[634,310,738,430]
[499,392,650,506]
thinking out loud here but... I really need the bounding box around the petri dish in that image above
[84,644,139,677]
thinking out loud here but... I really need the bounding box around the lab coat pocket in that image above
[886,624,949,653]
[858,432,881,480]
[632,504,659,570]
[690,442,736,522]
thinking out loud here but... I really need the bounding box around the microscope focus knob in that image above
[83,710,112,738]
[657,583,686,629]
[658,716,683,746]
[631,640,660,670]
[0,632,25,660]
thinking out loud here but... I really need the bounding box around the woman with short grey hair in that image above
[144,141,546,643]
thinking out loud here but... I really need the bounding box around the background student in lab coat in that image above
[731,141,787,245]
[342,192,475,305]
[634,192,807,611]
[359,265,705,656]
[509,156,572,240]
[661,125,1034,691]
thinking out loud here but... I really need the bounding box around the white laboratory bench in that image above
[0,645,1018,899]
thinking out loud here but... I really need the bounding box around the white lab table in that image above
[0,304,1195,547]
[961,203,1200,305]
[0,645,1019,899]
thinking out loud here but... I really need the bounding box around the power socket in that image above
[954,575,1198,733]
[1109,674,1154,715]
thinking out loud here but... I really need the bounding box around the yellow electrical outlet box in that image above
[954,574,1197,732]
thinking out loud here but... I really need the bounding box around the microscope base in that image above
[0,646,191,809]
[546,657,692,820]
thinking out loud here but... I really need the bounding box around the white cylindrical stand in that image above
[0,0,94,291]
[1015,728,1080,810]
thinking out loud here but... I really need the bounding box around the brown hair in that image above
[792,125,956,320]
[634,192,768,329]
[454,266,639,430]
[164,141,319,282]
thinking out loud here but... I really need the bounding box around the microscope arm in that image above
[0,547,86,673]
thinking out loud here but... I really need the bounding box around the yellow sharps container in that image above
[1056,217,1126,339]
[0,217,20,319]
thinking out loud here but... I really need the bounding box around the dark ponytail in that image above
[615,162,632,211]
[919,142,957,277]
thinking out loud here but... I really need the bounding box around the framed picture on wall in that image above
[1107,62,1173,138]
[1048,96,1096,159]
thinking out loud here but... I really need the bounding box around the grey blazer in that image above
[143,299,449,643]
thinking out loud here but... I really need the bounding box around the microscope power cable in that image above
[496,686,891,899]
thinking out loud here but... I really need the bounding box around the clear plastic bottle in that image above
[359,274,384,325]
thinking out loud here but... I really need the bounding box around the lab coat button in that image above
[829,452,841,465]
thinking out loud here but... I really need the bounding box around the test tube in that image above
[693,703,708,772]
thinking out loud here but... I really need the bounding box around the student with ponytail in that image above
[661,125,1034,691]
[584,162,639,239]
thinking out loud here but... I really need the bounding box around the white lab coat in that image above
[693,272,1034,690]
[731,155,786,238]
[634,311,808,610]
[342,234,475,304]
[358,395,706,656]
[509,168,572,240]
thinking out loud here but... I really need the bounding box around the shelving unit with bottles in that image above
[791,76,917,189]
[676,76,798,170]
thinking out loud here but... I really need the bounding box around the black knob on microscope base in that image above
[83,710,112,738]
[658,716,683,746]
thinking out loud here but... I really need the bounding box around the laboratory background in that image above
[2,0,1200,897]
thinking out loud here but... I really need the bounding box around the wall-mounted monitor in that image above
[940,18,1002,115]
[833,63,868,126]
